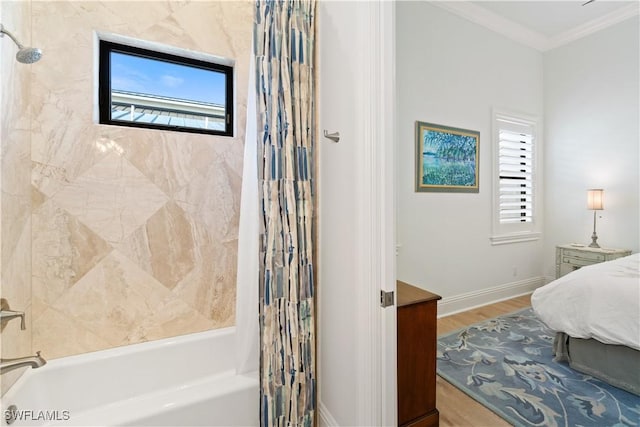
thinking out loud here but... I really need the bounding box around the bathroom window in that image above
[99,40,233,136]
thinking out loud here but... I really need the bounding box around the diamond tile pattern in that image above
[51,153,169,245]
[32,198,112,319]
[118,201,197,290]
[26,0,252,360]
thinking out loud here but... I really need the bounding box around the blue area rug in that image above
[437,308,640,427]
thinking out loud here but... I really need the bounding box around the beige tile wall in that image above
[1,0,33,394]
[29,1,252,359]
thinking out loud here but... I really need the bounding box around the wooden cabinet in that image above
[556,244,631,278]
[397,281,441,427]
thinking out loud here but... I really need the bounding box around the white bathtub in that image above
[1,327,259,426]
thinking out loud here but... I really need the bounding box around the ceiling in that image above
[434,1,639,51]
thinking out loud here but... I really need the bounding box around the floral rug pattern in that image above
[437,308,640,427]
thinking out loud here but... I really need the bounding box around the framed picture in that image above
[415,121,479,193]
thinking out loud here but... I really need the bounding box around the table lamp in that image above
[587,189,604,248]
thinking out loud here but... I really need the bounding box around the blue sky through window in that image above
[111,52,226,105]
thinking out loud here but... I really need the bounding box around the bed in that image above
[531,252,640,396]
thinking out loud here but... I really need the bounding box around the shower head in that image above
[0,23,42,64]
[15,47,42,64]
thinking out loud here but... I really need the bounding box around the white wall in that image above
[543,16,640,277]
[318,2,396,425]
[317,2,365,425]
[396,2,545,306]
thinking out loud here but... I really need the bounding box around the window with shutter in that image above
[499,123,533,223]
[491,110,541,245]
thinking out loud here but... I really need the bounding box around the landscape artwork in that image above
[415,121,479,193]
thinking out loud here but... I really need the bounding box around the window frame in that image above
[490,109,542,245]
[98,39,234,137]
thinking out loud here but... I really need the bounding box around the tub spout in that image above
[0,351,46,375]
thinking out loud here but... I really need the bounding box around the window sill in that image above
[490,232,541,245]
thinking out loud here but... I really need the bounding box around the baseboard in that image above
[437,277,545,318]
[318,401,339,427]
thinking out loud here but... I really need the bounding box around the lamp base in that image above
[589,210,601,248]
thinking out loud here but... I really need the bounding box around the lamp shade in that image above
[587,189,604,210]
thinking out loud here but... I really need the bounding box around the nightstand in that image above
[556,244,632,278]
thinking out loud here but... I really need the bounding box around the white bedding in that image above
[531,252,640,351]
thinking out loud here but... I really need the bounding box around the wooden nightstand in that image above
[556,244,632,278]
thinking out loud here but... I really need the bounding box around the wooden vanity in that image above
[397,280,441,427]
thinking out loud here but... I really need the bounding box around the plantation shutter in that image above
[498,119,534,224]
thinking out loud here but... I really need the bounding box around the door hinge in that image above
[380,290,394,308]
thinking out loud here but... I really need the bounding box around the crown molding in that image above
[429,1,640,52]
[546,2,640,50]
[431,1,548,51]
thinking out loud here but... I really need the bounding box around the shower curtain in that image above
[235,54,260,376]
[254,0,316,425]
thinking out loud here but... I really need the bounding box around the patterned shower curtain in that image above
[254,1,316,426]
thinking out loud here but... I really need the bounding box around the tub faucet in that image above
[0,351,46,375]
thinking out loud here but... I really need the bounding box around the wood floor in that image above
[436,294,532,427]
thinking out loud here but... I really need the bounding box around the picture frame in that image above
[415,121,479,193]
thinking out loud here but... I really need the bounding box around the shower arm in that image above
[0,24,26,49]
[0,23,42,64]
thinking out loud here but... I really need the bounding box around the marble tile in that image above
[31,185,47,210]
[121,132,211,198]
[0,303,31,352]
[31,118,116,198]
[43,1,191,40]
[27,0,253,359]
[0,217,33,311]
[117,201,196,290]
[172,234,238,325]
[31,294,48,327]
[0,223,32,391]
[125,295,213,344]
[169,1,253,61]
[50,250,173,346]
[1,0,32,395]
[2,127,32,269]
[27,13,110,196]
[174,153,243,243]
[51,152,169,245]
[32,306,112,359]
[32,198,112,316]
[0,63,30,133]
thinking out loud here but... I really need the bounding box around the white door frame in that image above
[355,1,397,426]
[316,1,396,425]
